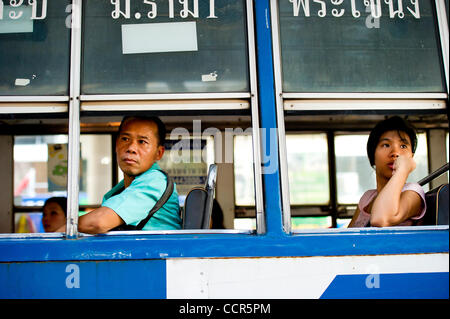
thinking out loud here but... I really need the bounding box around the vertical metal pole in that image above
[66,0,82,239]
[254,0,285,236]
[247,0,266,234]
[435,0,449,96]
[327,131,338,228]
[269,0,291,233]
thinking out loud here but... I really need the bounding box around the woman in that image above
[348,117,426,227]
[42,197,67,232]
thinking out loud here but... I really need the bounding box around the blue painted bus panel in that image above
[0,260,166,299]
[320,272,449,299]
[0,228,448,263]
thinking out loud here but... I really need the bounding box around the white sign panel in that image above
[121,21,198,54]
[0,5,33,34]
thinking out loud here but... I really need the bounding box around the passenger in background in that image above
[56,115,181,234]
[42,197,67,232]
[348,116,426,227]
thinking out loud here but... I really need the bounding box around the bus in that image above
[0,0,448,300]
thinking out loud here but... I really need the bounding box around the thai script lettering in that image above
[0,0,47,20]
[111,0,218,20]
[289,0,420,19]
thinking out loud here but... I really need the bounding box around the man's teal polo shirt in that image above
[102,163,181,230]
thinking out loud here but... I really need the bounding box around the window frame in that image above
[65,0,265,237]
[1,0,264,237]
[270,0,449,233]
[273,0,449,98]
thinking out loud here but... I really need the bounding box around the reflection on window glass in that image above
[80,135,113,205]
[234,135,255,206]
[447,132,449,165]
[234,217,255,230]
[278,0,445,93]
[159,137,214,206]
[291,216,332,230]
[287,134,329,205]
[0,0,71,95]
[14,134,113,207]
[14,135,68,206]
[82,0,249,94]
[446,0,449,25]
[335,132,429,205]
[408,133,428,190]
[335,134,375,204]
[337,218,351,229]
[14,212,45,233]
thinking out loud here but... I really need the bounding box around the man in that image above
[57,116,181,234]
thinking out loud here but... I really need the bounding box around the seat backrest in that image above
[182,164,217,229]
[423,184,449,225]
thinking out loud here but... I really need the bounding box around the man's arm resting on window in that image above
[55,207,125,234]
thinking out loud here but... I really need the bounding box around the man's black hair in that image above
[367,116,418,167]
[118,115,166,146]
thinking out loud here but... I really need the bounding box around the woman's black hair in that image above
[367,116,418,167]
[43,197,67,216]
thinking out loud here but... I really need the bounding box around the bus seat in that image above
[182,164,217,229]
[423,184,449,225]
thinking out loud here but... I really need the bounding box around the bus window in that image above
[334,131,429,227]
[0,0,71,96]
[271,0,448,231]
[81,0,249,95]
[276,0,445,93]
[71,0,262,235]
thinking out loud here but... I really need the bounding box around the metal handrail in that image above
[418,163,449,186]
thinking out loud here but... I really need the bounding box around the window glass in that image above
[291,216,332,230]
[79,135,113,205]
[335,134,375,204]
[14,212,45,233]
[234,134,255,206]
[335,132,429,205]
[14,134,113,207]
[286,134,329,205]
[446,0,449,24]
[446,132,449,165]
[337,217,351,228]
[82,0,249,94]
[278,0,445,93]
[158,137,214,206]
[234,217,256,230]
[0,0,71,95]
[14,135,68,206]
[408,133,428,189]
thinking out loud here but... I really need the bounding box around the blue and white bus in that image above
[0,0,448,300]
